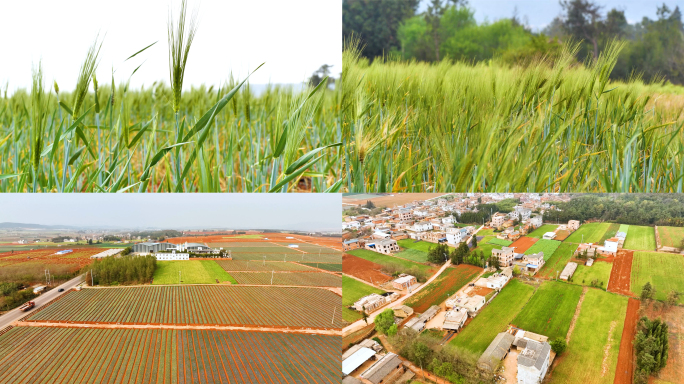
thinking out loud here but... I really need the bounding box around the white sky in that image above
[0,0,342,94]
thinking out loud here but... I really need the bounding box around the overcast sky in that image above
[0,0,341,94]
[419,0,684,31]
[0,194,341,231]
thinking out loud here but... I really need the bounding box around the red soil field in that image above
[614,298,639,384]
[167,233,342,250]
[342,253,392,285]
[642,302,684,383]
[554,230,570,241]
[0,248,101,268]
[510,237,538,253]
[607,249,634,296]
[407,264,482,313]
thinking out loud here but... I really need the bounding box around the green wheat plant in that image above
[342,38,684,193]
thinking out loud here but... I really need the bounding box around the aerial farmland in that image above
[342,193,684,384]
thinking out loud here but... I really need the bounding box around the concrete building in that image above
[343,221,361,230]
[491,212,507,228]
[404,305,441,332]
[154,251,189,260]
[343,347,376,376]
[517,340,551,384]
[365,239,399,255]
[559,262,578,280]
[413,221,433,232]
[392,274,417,290]
[446,227,468,245]
[393,305,414,318]
[477,332,515,372]
[398,209,413,221]
[353,294,390,313]
[568,220,580,231]
[529,215,543,228]
[446,295,486,315]
[542,232,556,240]
[442,308,468,331]
[360,353,404,384]
[492,247,515,267]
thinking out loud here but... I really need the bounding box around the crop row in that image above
[230,272,342,287]
[228,252,342,263]
[300,263,343,272]
[215,260,316,272]
[0,327,341,383]
[26,286,343,329]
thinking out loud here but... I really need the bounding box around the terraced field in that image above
[26,286,343,329]
[0,327,340,384]
[216,260,317,272]
[229,272,342,287]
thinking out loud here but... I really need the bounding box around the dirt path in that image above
[566,286,588,343]
[607,249,634,296]
[601,321,618,378]
[614,298,639,384]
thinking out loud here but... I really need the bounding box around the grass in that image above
[657,226,684,248]
[152,260,236,284]
[623,225,656,251]
[538,242,578,279]
[397,239,437,253]
[570,262,612,290]
[523,239,561,259]
[527,224,559,238]
[404,265,481,312]
[631,251,684,304]
[0,6,341,193]
[343,39,684,193]
[618,224,630,234]
[548,289,627,384]
[347,249,433,276]
[565,223,611,243]
[342,275,385,323]
[477,229,496,236]
[471,242,499,258]
[486,238,513,246]
[450,279,535,354]
[394,248,430,263]
[512,281,583,340]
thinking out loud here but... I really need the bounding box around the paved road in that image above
[0,274,85,332]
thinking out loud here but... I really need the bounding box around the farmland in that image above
[538,243,578,279]
[631,251,684,304]
[523,239,561,259]
[342,276,385,323]
[622,225,656,251]
[598,223,621,243]
[548,289,627,384]
[300,262,342,272]
[404,264,482,312]
[346,249,434,278]
[216,260,317,272]
[0,247,102,268]
[486,238,512,247]
[229,272,342,287]
[397,239,436,253]
[342,253,392,285]
[657,226,684,248]
[26,285,343,329]
[565,223,611,243]
[0,327,340,383]
[394,248,429,263]
[571,262,612,289]
[527,225,559,238]
[228,252,342,263]
[509,236,538,253]
[450,279,535,354]
[512,281,583,340]
[153,260,236,284]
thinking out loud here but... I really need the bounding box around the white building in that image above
[443,308,468,331]
[529,215,543,228]
[365,239,400,255]
[446,227,468,245]
[155,251,189,261]
[517,340,551,384]
[491,212,507,228]
[542,232,556,240]
[343,221,361,230]
[413,221,433,232]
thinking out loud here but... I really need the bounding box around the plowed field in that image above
[230,272,342,287]
[607,250,634,296]
[0,247,101,267]
[26,286,343,329]
[0,327,340,384]
[342,253,392,284]
[228,252,342,263]
[216,260,316,272]
[509,237,538,253]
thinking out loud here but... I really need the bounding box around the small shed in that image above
[477,332,515,372]
[559,262,578,280]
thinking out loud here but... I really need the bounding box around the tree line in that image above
[85,255,156,286]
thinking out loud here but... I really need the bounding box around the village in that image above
[341,193,683,384]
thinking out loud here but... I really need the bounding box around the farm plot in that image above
[228,252,342,263]
[623,226,657,251]
[598,223,621,243]
[640,301,684,383]
[0,327,341,384]
[343,276,386,323]
[300,262,342,272]
[548,289,627,384]
[450,280,535,355]
[487,238,513,247]
[342,253,392,285]
[527,225,559,238]
[229,272,342,287]
[657,226,684,248]
[565,223,612,243]
[607,250,634,296]
[512,281,583,340]
[394,249,429,263]
[631,251,684,304]
[404,265,482,313]
[538,243,578,279]
[153,260,236,284]
[346,249,434,278]
[26,285,343,329]
[206,241,282,248]
[283,244,342,254]
[509,236,538,253]
[216,260,317,272]
[0,247,102,268]
[523,239,561,259]
[570,262,612,289]
[554,230,570,241]
[614,298,640,384]
[397,239,437,253]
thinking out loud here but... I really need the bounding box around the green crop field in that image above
[571,262,612,289]
[228,252,342,263]
[565,223,611,243]
[404,264,482,312]
[599,223,621,243]
[523,239,561,259]
[229,272,342,287]
[657,226,684,248]
[347,249,433,276]
[623,226,656,251]
[618,224,630,234]
[631,252,684,304]
[471,242,499,259]
[487,238,513,246]
[394,248,430,263]
[477,229,496,236]
[527,225,559,238]
[397,239,437,253]
[549,289,627,384]
[512,281,583,340]
[343,276,385,323]
[300,262,342,272]
[153,260,236,284]
[538,243,578,279]
[450,279,535,354]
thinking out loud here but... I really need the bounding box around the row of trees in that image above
[455,199,520,225]
[426,241,494,268]
[633,316,669,384]
[343,0,684,84]
[86,255,156,286]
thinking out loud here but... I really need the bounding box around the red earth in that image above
[342,253,392,285]
[614,297,639,384]
[509,237,538,253]
[406,264,482,313]
[607,249,634,296]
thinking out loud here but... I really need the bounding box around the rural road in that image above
[0,274,84,332]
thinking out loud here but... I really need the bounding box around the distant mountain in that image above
[0,222,81,230]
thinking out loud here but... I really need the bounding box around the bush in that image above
[1,289,38,311]
[550,338,567,355]
[387,323,398,336]
[374,309,396,335]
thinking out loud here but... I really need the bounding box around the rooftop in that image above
[517,340,551,371]
[361,353,403,384]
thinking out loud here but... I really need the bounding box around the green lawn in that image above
[565,223,612,244]
[538,243,578,279]
[570,262,612,289]
[631,252,684,304]
[153,260,237,284]
[397,239,437,253]
[523,239,561,259]
[549,289,627,384]
[343,276,386,322]
[394,248,430,263]
[598,223,621,243]
[657,226,684,248]
[347,249,433,276]
[450,279,535,354]
[512,281,583,340]
[623,226,656,251]
[527,224,559,238]
[487,238,513,246]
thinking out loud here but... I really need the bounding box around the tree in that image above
[666,290,679,306]
[387,323,398,336]
[374,308,396,334]
[560,0,603,60]
[641,282,656,301]
[512,265,521,277]
[364,200,376,209]
[550,338,567,355]
[362,307,369,325]
[471,235,477,248]
[307,64,334,88]
[427,243,450,264]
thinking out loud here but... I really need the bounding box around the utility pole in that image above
[271,270,274,285]
[91,269,94,286]
[332,306,336,324]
